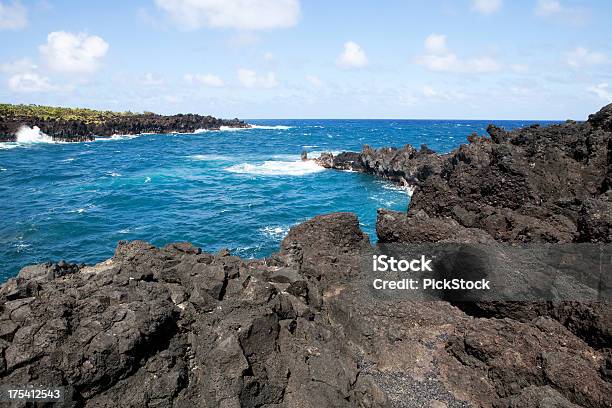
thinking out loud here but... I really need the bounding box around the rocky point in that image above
[1,105,611,407]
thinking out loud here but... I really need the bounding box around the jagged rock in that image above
[493,385,582,408]
[0,107,249,142]
[2,105,612,407]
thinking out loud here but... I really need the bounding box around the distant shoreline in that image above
[0,103,249,143]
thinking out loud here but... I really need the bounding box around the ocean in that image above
[0,119,556,281]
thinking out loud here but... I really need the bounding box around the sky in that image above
[0,0,611,119]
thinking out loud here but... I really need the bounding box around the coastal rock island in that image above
[1,106,611,407]
[0,104,249,142]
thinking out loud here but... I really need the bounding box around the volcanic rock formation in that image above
[0,104,249,142]
[1,105,611,407]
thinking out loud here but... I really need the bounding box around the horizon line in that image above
[242,117,571,122]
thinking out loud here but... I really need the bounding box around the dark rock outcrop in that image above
[2,105,612,407]
[316,144,443,188]
[2,211,609,407]
[322,104,612,246]
[0,108,249,142]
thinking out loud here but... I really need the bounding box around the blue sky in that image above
[0,0,611,119]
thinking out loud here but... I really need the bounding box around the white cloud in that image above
[305,75,322,88]
[39,31,109,74]
[8,72,53,92]
[471,0,502,15]
[534,0,588,25]
[424,34,448,54]
[510,64,529,74]
[0,1,27,31]
[588,83,612,101]
[237,68,277,88]
[535,0,562,16]
[0,58,37,74]
[141,73,164,86]
[565,47,606,68]
[336,41,368,69]
[155,0,300,31]
[185,73,224,87]
[421,85,467,101]
[416,34,502,73]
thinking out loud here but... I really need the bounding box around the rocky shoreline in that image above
[0,104,249,142]
[0,105,610,407]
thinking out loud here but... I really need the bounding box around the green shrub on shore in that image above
[0,103,140,124]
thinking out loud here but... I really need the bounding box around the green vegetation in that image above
[0,103,144,125]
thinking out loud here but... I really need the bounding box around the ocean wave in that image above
[16,125,55,143]
[225,159,325,176]
[68,204,96,214]
[0,126,62,149]
[381,182,415,197]
[370,195,400,207]
[0,126,56,149]
[219,126,249,132]
[249,125,293,130]
[118,226,145,234]
[307,150,342,158]
[0,143,20,150]
[95,134,142,142]
[188,154,231,161]
[260,225,291,240]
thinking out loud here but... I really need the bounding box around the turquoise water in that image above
[0,119,554,281]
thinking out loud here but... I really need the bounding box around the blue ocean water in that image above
[0,119,556,282]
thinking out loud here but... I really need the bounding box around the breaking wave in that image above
[218,124,293,131]
[225,159,325,176]
[381,182,415,197]
[16,125,54,143]
[95,134,142,142]
[249,125,293,130]
[259,225,291,240]
[188,154,231,161]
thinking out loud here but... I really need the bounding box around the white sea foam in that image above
[109,172,122,177]
[249,125,293,130]
[118,226,144,234]
[226,160,325,176]
[95,134,141,141]
[370,195,399,207]
[189,154,231,161]
[271,153,301,160]
[69,204,95,214]
[0,167,6,171]
[217,124,293,131]
[193,128,211,134]
[0,143,19,150]
[260,225,291,240]
[381,182,415,197]
[145,177,151,183]
[16,125,54,143]
[308,150,342,158]
[0,126,58,149]
[219,126,249,132]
